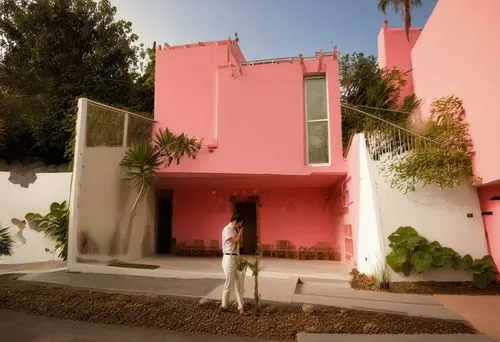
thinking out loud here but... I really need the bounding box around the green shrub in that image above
[0,227,14,256]
[25,201,69,260]
[386,226,496,289]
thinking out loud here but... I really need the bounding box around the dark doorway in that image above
[156,192,173,254]
[233,201,258,255]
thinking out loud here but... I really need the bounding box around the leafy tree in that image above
[133,42,155,115]
[0,0,146,164]
[388,96,475,192]
[340,53,420,150]
[378,0,422,41]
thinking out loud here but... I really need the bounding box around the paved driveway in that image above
[0,310,286,342]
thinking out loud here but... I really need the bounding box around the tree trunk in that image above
[122,183,145,255]
[254,274,259,314]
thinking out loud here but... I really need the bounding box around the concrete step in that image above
[298,277,350,288]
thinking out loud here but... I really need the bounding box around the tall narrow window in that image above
[305,77,330,165]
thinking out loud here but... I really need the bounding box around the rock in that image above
[198,298,209,305]
[305,326,317,332]
[302,304,315,315]
[333,323,345,332]
[363,322,378,334]
[263,304,277,313]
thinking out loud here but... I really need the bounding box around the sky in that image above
[110,0,437,61]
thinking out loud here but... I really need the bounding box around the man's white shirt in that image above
[222,223,239,254]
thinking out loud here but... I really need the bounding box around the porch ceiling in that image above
[155,172,346,189]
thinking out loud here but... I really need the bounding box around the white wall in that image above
[0,172,72,264]
[356,135,384,274]
[75,147,153,263]
[356,135,489,281]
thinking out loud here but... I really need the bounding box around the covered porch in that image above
[153,173,350,266]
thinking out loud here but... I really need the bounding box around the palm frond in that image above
[121,140,162,190]
[377,0,422,41]
[154,128,203,167]
[0,227,14,256]
[378,0,390,14]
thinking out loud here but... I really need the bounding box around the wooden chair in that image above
[275,240,289,258]
[306,246,319,260]
[286,244,299,259]
[183,241,195,256]
[298,246,311,260]
[207,240,219,257]
[176,241,187,256]
[261,244,273,257]
[194,239,205,256]
[316,242,332,260]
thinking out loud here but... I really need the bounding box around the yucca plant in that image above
[120,127,202,254]
[236,255,262,314]
[25,201,69,260]
[0,227,14,256]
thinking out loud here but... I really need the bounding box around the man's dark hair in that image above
[231,213,244,223]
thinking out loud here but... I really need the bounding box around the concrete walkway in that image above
[296,333,493,342]
[20,270,224,298]
[0,310,285,342]
[435,295,500,341]
[19,271,464,322]
[292,283,463,321]
[0,260,66,275]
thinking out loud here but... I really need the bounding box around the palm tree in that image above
[236,254,262,314]
[378,0,422,41]
[120,128,202,255]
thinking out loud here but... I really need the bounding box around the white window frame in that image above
[304,75,331,166]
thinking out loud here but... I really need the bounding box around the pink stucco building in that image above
[154,38,348,259]
[378,0,500,270]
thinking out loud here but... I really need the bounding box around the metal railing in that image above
[341,103,438,162]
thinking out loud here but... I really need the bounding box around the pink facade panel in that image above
[172,188,343,253]
[411,0,500,185]
[377,21,421,102]
[344,134,361,265]
[154,40,345,177]
[478,185,500,274]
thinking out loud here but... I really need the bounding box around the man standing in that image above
[221,213,249,315]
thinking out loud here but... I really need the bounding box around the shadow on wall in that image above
[0,161,69,188]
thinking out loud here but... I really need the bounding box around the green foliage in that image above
[120,128,202,254]
[378,0,422,41]
[388,96,475,193]
[25,201,69,260]
[0,0,152,164]
[373,258,391,290]
[386,226,497,288]
[236,255,262,314]
[0,227,14,256]
[340,53,420,151]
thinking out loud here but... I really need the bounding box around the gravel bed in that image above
[350,268,500,295]
[0,274,476,340]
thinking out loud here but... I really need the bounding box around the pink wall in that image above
[478,184,500,273]
[411,0,500,185]
[172,187,343,253]
[377,21,421,102]
[155,40,345,177]
[343,135,361,266]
